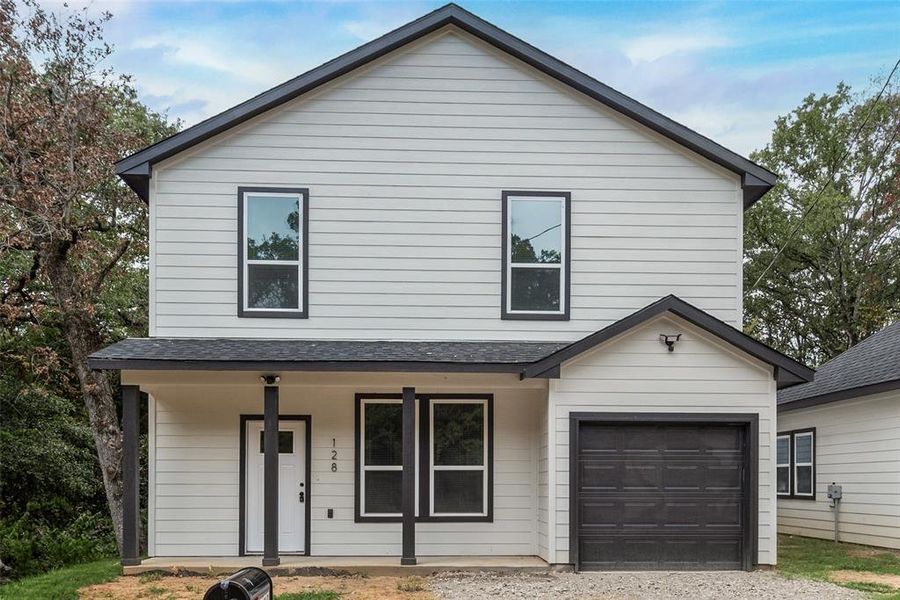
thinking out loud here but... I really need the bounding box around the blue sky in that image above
[63,0,899,156]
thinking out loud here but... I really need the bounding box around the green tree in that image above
[744,82,900,366]
[0,0,177,556]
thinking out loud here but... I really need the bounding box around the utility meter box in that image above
[827,483,842,500]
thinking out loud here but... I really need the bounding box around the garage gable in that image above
[525,295,813,388]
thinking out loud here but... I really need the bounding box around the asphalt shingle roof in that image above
[88,338,568,370]
[778,321,900,406]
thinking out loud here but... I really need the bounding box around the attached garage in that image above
[569,413,758,571]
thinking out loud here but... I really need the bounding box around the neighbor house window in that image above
[776,435,790,496]
[794,431,814,497]
[238,187,308,318]
[501,191,570,320]
[777,429,815,499]
[355,394,492,522]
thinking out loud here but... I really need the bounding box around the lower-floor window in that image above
[430,399,488,516]
[359,400,405,516]
[356,394,492,521]
[777,428,815,499]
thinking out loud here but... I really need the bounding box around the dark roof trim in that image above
[86,357,536,375]
[778,378,900,413]
[116,3,775,206]
[521,295,814,388]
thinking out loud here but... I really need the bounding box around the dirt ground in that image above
[80,573,435,600]
[829,569,900,590]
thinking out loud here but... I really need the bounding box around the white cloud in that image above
[622,30,732,63]
[132,34,288,86]
[340,2,429,41]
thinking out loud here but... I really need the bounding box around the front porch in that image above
[125,554,553,576]
[105,367,550,569]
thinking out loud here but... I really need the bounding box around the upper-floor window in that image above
[501,191,570,320]
[777,428,815,499]
[237,187,308,318]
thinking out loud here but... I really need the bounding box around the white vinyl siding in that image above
[131,371,544,557]
[536,401,550,561]
[546,314,778,566]
[149,28,743,340]
[777,389,900,549]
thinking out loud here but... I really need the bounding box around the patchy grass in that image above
[397,576,426,592]
[138,570,164,584]
[276,592,341,600]
[0,558,119,600]
[778,535,900,599]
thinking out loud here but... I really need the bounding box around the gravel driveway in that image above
[429,571,864,600]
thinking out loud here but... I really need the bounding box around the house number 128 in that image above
[331,438,337,472]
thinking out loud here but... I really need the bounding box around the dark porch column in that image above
[263,385,280,566]
[401,386,416,565]
[121,384,141,566]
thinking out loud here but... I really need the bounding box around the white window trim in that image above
[429,398,488,517]
[793,431,814,497]
[241,190,304,313]
[776,434,791,497]
[358,399,418,518]
[505,194,567,316]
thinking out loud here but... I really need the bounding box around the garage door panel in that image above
[578,459,743,494]
[579,534,743,571]
[623,464,659,489]
[705,501,742,527]
[663,464,702,489]
[574,420,748,571]
[704,427,742,452]
[706,463,743,490]
[578,496,742,529]
[580,463,619,490]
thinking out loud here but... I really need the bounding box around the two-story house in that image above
[90,4,813,572]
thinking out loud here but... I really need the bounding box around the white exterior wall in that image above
[131,370,544,557]
[536,402,550,561]
[149,27,744,340]
[777,390,900,549]
[547,314,778,565]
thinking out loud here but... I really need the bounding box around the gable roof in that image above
[778,321,900,412]
[117,3,776,206]
[521,295,814,388]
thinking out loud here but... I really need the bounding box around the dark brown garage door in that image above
[571,417,751,571]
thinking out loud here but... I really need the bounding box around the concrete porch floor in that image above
[124,555,555,577]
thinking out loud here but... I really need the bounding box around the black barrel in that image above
[203,567,273,600]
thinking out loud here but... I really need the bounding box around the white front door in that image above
[245,420,306,554]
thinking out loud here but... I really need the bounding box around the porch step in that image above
[124,555,561,577]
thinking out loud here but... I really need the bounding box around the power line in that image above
[749,57,900,292]
[521,223,561,244]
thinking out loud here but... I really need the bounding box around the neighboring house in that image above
[90,4,814,572]
[777,322,900,550]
